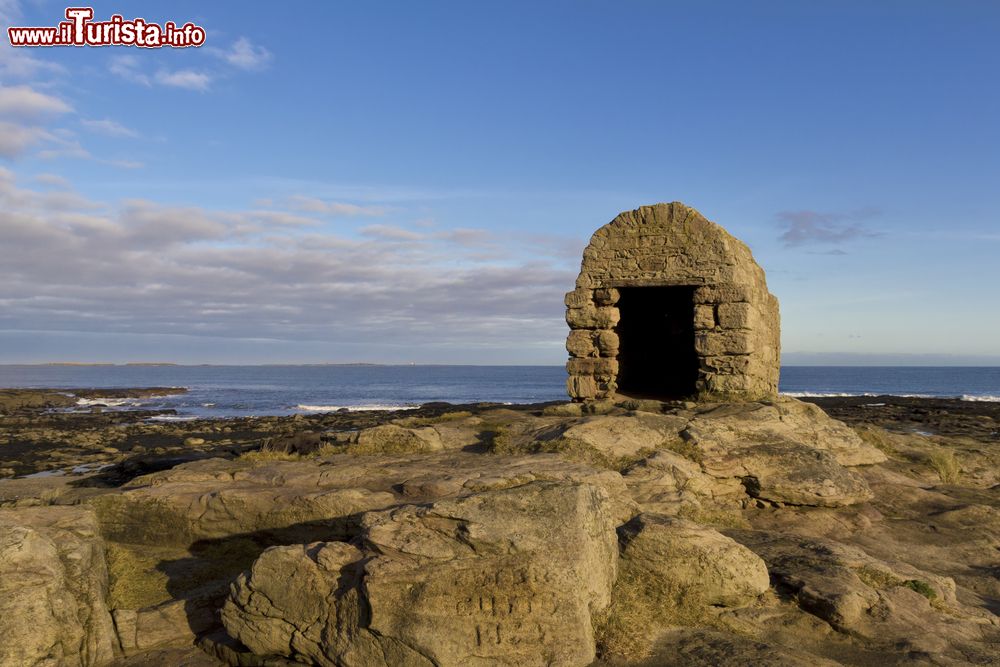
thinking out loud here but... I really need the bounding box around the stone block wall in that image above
[566,202,780,402]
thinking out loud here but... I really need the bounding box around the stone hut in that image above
[565,202,780,402]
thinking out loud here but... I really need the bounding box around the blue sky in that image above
[1,1,998,365]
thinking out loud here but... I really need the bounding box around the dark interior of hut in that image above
[615,286,700,399]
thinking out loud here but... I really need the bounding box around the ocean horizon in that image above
[1,364,998,418]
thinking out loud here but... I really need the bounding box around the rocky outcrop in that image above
[683,397,887,466]
[222,481,619,667]
[506,398,880,510]
[621,449,747,515]
[90,452,635,548]
[2,395,995,667]
[702,441,873,507]
[532,413,689,460]
[0,506,117,667]
[91,468,396,546]
[619,514,769,607]
[339,423,444,454]
[727,530,1000,663]
[113,598,219,657]
[680,397,883,507]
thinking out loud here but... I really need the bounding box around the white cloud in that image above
[81,118,139,138]
[438,228,492,246]
[109,55,151,86]
[155,69,212,91]
[777,208,882,246]
[0,43,66,79]
[360,224,425,241]
[35,173,73,189]
[0,171,577,352]
[288,195,387,217]
[219,37,272,70]
[0,0,21,23]
[244,210,319,228]
[0,103,144,167]
[102,158,144,169]
[0,84,72,116]
[0,120,49,157]
[35,133,90,160]
[110,56,212,91]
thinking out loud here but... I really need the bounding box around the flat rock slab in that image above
[686,397,887,466]
[537,414,688,459]
[91,452,634,548]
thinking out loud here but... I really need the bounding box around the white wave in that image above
[21,462,114,479]
[961,394,1000,402]
[75,391,186,408]
[147,414,198,421]
[781,392,941,399]
[23,468,66,478]
[71,463,115,474]
[780,392,878,398]
[296,404,419,413]
[76,397,137,407]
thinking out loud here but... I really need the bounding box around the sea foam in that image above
[76,397,138,407]
[296,404,418,412]
[780,392,878,398]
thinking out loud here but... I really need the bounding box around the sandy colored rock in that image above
[648,628,843,667]
[0,506,117,667]
[685,397,887,466]
[3,392,997,666]
[727,530,1000,663]
[675,397,882,507]
[113,597,218,656]
[350,423,444,454]
[223,481,619,667]
[621,449,747,515]
[90,451,636,546]
[619,513,769,607]
[534,413,688,460]
[703,441,873,507]
[221,541,365,665]
[91,463,397,546]
[566,329,597,357]
[109,646,222,667]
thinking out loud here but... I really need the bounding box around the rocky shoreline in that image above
[1,388,998,666]
[803,394,1000,441]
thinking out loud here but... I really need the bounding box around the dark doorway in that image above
[615,286,699,399]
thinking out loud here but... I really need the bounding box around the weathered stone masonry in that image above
[566,202,780,401]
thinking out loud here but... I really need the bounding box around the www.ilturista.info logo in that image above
[7,7,206,48]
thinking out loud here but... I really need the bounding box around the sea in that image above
[0,365,998,419]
